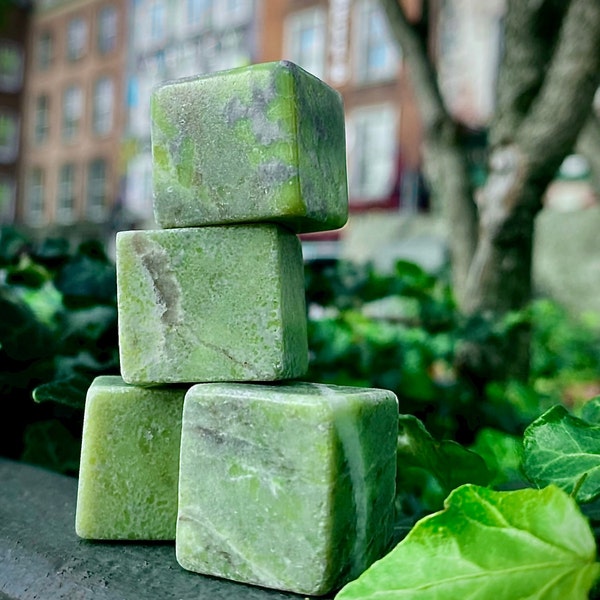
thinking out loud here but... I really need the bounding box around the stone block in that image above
[176,381,398,596]
[76,376,185,540]
[151,60,348,233]
[116,224,308,385]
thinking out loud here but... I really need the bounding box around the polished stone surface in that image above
[176,381,399,596]
[76,376,185,540]
[151,61,348,233]
[116,224,308,385]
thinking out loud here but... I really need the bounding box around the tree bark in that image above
[465,0,600,314]
[379,0,478,303]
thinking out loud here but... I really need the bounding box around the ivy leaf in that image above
[336,485,600,600]
[469,427,525,487]
[582,397,600,424]
[524,405,600,503]
[397,415,491,494]
[33,373,93,410]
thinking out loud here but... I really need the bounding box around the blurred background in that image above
[0,0,598,309]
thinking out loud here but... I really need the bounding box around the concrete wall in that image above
[534,206,600,317]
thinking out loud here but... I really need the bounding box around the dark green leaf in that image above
[397,415,491,495]
[21,419,81,475]
[33,373,93,410]
[469,427,526,487]
[524,405,600,503]
[582,397,600,424]
[55,253,116,308]
[0,288,56,360]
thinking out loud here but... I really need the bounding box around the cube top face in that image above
[151,60,348,233]
[76,376,185,540]
[116,224,308,385]
[176,381,398,595]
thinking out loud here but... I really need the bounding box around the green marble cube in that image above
[176,381,398,596]
[75,376,185,540]
[151,60,348,233]
[116,224,308,385]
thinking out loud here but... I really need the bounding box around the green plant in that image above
[0,227,118,474]
[334,399,600,598]
[306,258,600,598]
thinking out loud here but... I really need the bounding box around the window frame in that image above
[57,163,77,224]
[86,158,108,221]
[92,76,114,136]
[66,16,88,62]
[0,40,24,92]
[283,6,327,80]
[97,4,118,55]
[0,175,15,223]
[346,103,399,206]
[26,168,45,226]
[33,94,50,145]
[62,84,83,142]
[352,0,400,85]
[36,30,53,71]
[0,109,19,164]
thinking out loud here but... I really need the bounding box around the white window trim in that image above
[283,6,327,80]
[347,103,399,201]
[352,0,400,85]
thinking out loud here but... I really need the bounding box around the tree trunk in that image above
[380,0,600,382]
[379,0,478,303]
[461,0,600,379]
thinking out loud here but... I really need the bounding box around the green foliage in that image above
[336,485,600,600]
[306,258,600,597]
[0,227,118,474]
[524,402,600,503]
[395,414,491,520]
[306,258,600,444]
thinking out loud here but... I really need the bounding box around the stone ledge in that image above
[0,459,319,600]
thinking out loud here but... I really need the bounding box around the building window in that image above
[93,77,114,136]
[98,5,118,54]
[188,0,212,30]
[26,168,45,226]
[150,1,166,43]
[0,110,19,163]
[67,16,88,61]
[284,7,326,79]
[33,95,50,144]
[213,0,253,29]
[347,104,398,201]
[62,85,83,141]
[37,31,53,71]
[86,158,107,221]
[0,175,15,223]
[353,0,400,84]
[0,41,23,92]
[57,163,77,223]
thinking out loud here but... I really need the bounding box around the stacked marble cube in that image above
[75,61,398,596]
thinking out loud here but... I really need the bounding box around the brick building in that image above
[17,0,127,237]
[0,1,31,224]
[13,1,452,251]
